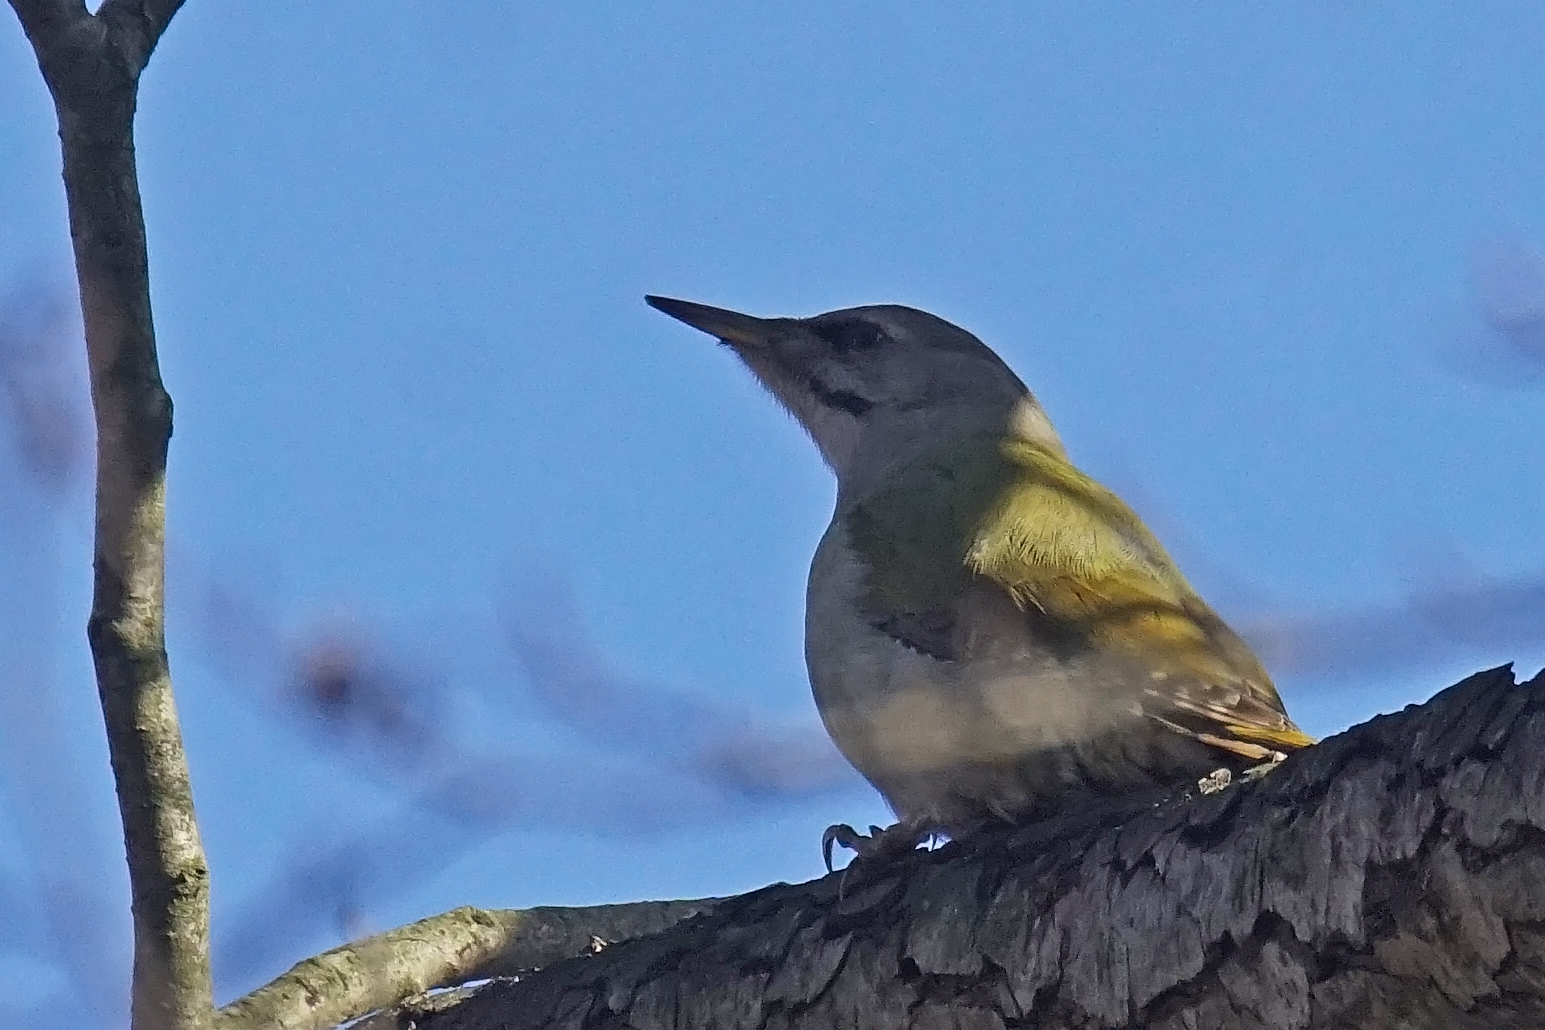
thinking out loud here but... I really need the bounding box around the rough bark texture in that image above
[214,900,721,1030]
[418,665,1545,1030]
[7,2,205,1028]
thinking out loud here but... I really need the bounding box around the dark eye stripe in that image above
[812,319,887,354]
[807,377,874,416]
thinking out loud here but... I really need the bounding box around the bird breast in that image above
[805,517,1164,826]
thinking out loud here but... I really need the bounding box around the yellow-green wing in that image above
[846,434,1312,755]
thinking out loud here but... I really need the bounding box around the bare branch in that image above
[213,900,720,1030]
[421,665,1545,1029]
[10,1,206,1027]
[96,0,188,75]
[98,0,185,41]
[5,0,87,52]
[214,752,740,990]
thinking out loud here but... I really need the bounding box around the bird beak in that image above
[645,295,779,350]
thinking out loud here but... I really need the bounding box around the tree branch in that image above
[6,0,87,58]
[7,2,204,1028]
[416,665,1545,1030]
[214,899,721,1030]
[97,0,187,73]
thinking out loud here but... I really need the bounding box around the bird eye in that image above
[813,320,887,354]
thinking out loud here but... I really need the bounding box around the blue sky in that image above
[3,3,1545,1023]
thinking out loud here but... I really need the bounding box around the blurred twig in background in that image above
[1440,235,1545,387]
[0,284,87,495]
[188,569,856,992]
[499,573,854,802]
[4,243,1545,1022]
[1247,573,1545,680]
[0,283,122,1029]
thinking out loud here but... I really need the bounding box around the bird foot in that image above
[822,819,935,873]
[821,823,883,873]
[1197,767,1232,794]
[1197,756,1287,797]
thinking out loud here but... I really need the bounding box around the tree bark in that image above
[7,3,205,1028]
[213,900,721,1030]
[416,664,1545,1030]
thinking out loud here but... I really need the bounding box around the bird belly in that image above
[805,524,1229,833]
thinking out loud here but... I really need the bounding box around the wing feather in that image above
[846,434,1313,754]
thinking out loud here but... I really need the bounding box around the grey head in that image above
[646,295,1063,496]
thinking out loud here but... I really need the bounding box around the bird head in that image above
[646,296,1063,497]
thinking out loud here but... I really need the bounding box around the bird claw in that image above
[822,820,933,873]
[822,823,881,873]
[1197,767,1232,794]
[1242,756,1287,781]
[1198,756,1287,797]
